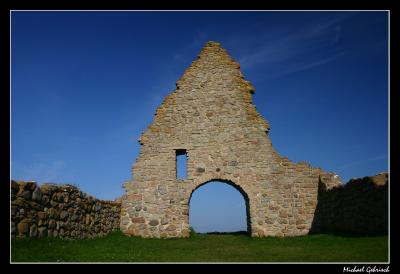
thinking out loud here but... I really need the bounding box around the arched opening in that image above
[188,179,251,235]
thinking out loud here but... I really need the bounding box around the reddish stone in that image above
[37,211,46,219]
[132,217,145,223]
[129,194,142,202]
[17,220,30,235]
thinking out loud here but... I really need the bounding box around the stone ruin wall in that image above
[120,41,342,238]
[10,173,388,239]
[311,173,388,235]
[11,180,121,238]
[10,42,388,240]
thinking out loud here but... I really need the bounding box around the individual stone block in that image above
[29,224,38,237]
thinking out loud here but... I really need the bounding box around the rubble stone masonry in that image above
[11,42,387,240]
[311,173,388,235]
[11,181,120,238]
[120,41,342,238]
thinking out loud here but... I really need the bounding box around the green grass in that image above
[11,231,388,262]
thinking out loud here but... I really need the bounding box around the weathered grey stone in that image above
[166,225,176,231]
[149,220,159,226]
[94,203,102,211]
[85,214,90,225]
[17,190,31,200]
[41,195,49,204]
[48,219,56,229]
[32,187,42,202]
[161,218,168,225]
[29,224,38,237]
[40,184,58,195]
[50,200,58,207]
[121,216,130,225]
[228,161,238,167]
[158,185,167,195]
[60,211,69,220]
[38,227,47,237]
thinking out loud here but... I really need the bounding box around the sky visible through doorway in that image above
[11,11,388,232]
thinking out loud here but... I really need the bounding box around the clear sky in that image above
[11,11,388,233]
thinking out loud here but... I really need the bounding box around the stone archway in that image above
[188,179,251,235]
[120,41,342,238]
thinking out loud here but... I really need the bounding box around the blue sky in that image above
[11,11,388,232]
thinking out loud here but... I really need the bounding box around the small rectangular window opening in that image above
[176,149,187,180]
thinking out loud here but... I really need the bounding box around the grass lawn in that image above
[11,231,388,262]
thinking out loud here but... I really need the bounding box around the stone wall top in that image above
[11,180,121,239]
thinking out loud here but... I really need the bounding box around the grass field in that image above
[11,231,388,262]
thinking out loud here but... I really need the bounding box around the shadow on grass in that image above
[195,229,388,238]
[308,230,388,238]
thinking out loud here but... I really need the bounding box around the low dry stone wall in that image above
[311,173,388,235]
[11,181,121,239]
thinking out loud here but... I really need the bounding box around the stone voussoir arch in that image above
[120,41,342,238]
